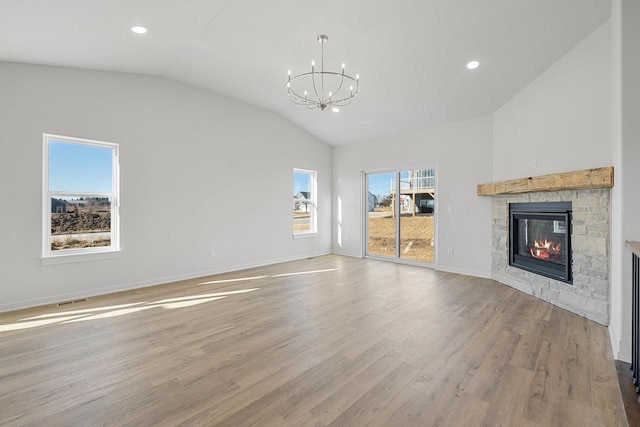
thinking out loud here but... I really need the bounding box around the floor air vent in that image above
[57,298,88,306]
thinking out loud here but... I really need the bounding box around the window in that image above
[293,168,317,236]
[43,134,119,259]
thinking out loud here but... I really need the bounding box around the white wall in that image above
[493,22,612,181]
[332,115,493,278]
[610,0,640,362]
[0,62,332,312]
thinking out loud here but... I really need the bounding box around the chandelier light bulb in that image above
[288,69,291,75]
[342,63,345,69]
[311,60,315,66]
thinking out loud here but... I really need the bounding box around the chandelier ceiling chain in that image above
[286,35,360,111]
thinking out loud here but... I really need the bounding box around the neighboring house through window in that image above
[43,134,120,258]
[293,168,317,236]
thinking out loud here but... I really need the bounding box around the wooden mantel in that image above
[477,166,614,196]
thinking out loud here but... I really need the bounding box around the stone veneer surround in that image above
[491,189,610,325]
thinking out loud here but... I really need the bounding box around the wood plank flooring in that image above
[0,255,628,426]
[616,360,640,426]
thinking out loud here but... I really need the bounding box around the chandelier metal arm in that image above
[288,71,359,92]
[311,70,321,106]
[331,73,345,103]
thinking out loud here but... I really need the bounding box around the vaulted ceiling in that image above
[0,0,611,145]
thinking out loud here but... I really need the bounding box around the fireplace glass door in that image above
[509,202,572,283]
[515,216,567,265]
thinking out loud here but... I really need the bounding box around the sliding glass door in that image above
[366,172,396,258]
[398,168,436,263]
[366,167,436,264]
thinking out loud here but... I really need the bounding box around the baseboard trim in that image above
[0,251,331,313]
[331,249,363,258]
[609,323,628,362]
[436,265,491,279]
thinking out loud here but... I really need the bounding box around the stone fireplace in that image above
[478,168,613,325]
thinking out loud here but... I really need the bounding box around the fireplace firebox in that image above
[509,202,572,283]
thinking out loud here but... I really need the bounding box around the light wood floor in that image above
[0,255,627,426]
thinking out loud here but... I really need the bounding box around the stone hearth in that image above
[491,189,609,325]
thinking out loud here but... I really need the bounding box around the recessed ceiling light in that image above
[466,60,480,70]
[331,107,340,113]
[131,26,148,34]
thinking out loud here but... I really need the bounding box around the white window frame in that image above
[42,133,120,263]
[293,168,317,237]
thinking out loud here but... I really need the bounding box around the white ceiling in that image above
[0,0,611,145]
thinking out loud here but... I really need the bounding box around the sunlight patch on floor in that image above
[272,268,339,277]
[23,302,146,320]
[198,276,268,285]
[154,288,260,304]
[0,288,261,332]
[1,265,343,333]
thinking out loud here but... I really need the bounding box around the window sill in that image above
[42,249,121,266]
[293,232,318,239]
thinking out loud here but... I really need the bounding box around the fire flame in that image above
[529,239,562,261]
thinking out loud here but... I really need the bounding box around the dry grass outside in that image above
[51,238,111,251]
[368,214,435,263]
[292,207,434,261]
[293,213,311,232]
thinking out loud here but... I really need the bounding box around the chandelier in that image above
[286,35,360,111]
